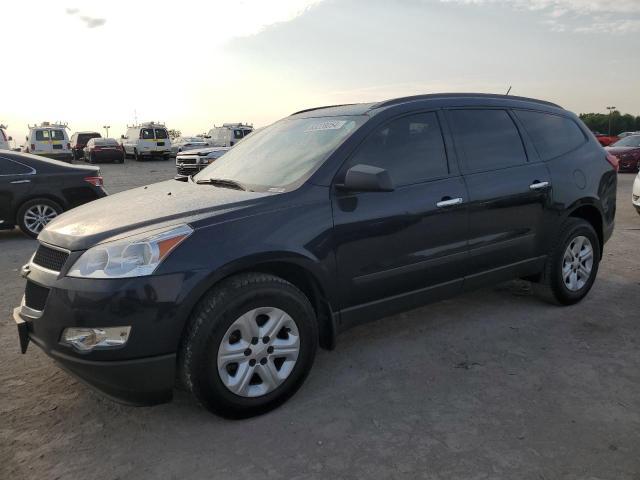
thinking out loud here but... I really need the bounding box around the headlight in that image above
[67,224,193,279]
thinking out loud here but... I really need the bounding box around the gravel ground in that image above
[1,159,639,480]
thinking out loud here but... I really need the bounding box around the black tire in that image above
[134,149,141,161]
[536,218,600,305]
[179,272,318,418]
[16,198,63,239]
[87,153,94,164]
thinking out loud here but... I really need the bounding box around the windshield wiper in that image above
[195,178,247,191]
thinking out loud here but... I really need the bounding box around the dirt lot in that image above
[1,159,639,480]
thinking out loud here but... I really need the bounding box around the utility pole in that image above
[103,125,110,138]
[606,106,616,136]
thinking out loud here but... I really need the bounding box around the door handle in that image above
[436,197,463,208]
[10,179,31,184]
[529,181,550,190]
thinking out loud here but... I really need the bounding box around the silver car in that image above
[170,136,209,156]
[176,146,230,176]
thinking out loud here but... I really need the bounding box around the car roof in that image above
[290,93,564,118]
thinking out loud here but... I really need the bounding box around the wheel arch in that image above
[179,255,338,353]
[567,202,604,254]
[14,194,67,224]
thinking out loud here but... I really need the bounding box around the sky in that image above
[1,0,639,144]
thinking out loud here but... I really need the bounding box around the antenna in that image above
[505,86,512,96]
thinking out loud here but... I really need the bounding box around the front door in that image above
[0,157,34,226]
[331,111,468,326]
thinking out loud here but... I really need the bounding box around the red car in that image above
[593,132,619,147]
[605,135,640,172]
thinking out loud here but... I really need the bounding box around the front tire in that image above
[537,218,600,305]
[17,198,63,239]
[179,273,318,418]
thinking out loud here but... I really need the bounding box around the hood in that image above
[39,179,273,250]
[179,147,230,156]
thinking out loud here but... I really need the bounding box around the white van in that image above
[25,122,73,162]
[205,123,253,147]
[0,124,11,150]
[120,122,172,161]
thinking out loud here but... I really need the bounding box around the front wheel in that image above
[17,198,63,238]
[537,218,600,305]
[179,273,318,418]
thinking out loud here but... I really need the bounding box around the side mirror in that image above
[121,135,126,139]
[8,136,12,141]
[340,164,394,192]
[25,136,28,141]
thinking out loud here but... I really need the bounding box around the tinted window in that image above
[141,129,154,139]
[0,158,32,175]
[449,109,527,172]
[154,129,168,139]
[77,133,101,145]
[348,112,448,186]
[35,130,49,141]
[515,110,586,160]
[234,130,244,139]
[51,130,65,140]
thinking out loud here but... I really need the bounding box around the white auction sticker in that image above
[304,120,347,132]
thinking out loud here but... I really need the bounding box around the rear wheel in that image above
[17,198,63,239]
[134,149,141,161]
[179,273,318,418]
[536,218,600,305]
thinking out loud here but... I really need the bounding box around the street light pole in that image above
[606,106,616,136]
[103,125,110,138]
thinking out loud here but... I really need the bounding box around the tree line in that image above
[579,111,640,135]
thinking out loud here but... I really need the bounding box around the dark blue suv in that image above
[14,93,617,417]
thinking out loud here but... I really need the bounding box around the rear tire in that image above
[134,149,141,161]
[178,272,318,418]
[536,218,600,305]
[17,198,63,239]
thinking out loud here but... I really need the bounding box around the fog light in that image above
[61,326,131,352]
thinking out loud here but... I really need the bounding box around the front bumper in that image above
[12,263,207,405]
[14,305,174,405]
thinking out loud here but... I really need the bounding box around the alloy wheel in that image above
[23,204,58,235]
[217,307,300,398]
[562,235,594,291]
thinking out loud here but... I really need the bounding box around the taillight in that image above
[84,176,103,187]
[606,153,619,172]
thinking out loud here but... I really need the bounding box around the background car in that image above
[618,131,640,139]
[605,135,640,172]
[170,136,209,156]
[24,122,73,162]
[70,131,101,160]
[593,132,619,147]
[1,124,13,150]
[83,138,125,164]
[0,151,106,237]
[175,146,230,176]
[633,171,640,215]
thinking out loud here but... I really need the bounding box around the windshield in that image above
[194,116,365,191]
[612,135,640,148]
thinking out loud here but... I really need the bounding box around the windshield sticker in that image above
[304,120,347,132]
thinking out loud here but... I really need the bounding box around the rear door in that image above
[50,129,68,154]
[32,129,51,154]
[0,157,34,225]
[332,111,468,324]
[446,108,552,288]
[139,127,156,153]
[154,128,170,152]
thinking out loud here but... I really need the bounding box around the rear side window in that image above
[0,158,32,175]
[141,129,154,139]
[514,110,586,161]
[347,112,449,186]
[155,129,168,139]
[35,130,50,141]
[449,109,527,172]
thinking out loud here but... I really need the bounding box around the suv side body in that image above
[15,94,616,412]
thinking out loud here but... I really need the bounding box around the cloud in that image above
[64,7,106,28]
[438,0,640,33]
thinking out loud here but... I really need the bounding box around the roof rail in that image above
[28,121,69,129]
[370,93,563,110]
[290,104,356,116]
